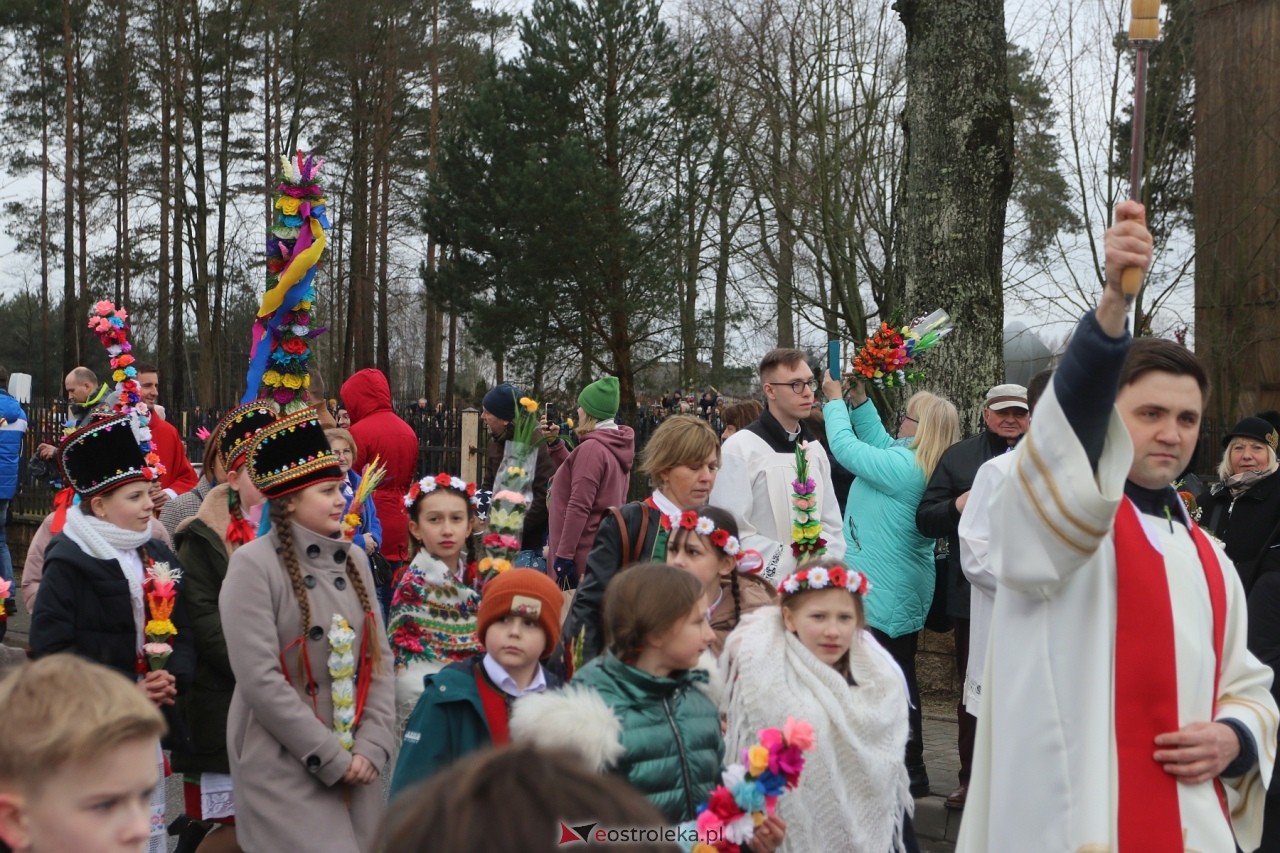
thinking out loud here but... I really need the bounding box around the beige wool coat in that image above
[220,521,395,853]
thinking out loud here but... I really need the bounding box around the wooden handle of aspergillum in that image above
[1121,266,1144,295]
[1130,0,1161,40]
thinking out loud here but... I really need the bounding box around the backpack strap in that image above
[609,502,651,568]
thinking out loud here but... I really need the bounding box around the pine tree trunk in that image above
[61,0,77,375]
[897,0,1013,431]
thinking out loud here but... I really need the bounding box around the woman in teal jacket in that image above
[821,371,958,794]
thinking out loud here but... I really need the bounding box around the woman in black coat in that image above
[1199,416,1280,593]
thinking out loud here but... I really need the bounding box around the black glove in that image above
[553,556,578,590]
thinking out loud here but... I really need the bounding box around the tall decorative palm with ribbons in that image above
[244,151,330,409]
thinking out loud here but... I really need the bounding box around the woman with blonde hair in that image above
[562,415,721,665]
[1200,416,1280,593]
[819,370,959,798]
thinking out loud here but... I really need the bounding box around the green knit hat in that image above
[578,376,620,420]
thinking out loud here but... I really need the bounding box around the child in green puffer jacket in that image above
[512,562,785,851]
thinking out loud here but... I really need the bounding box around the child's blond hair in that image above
[0,656,165,790]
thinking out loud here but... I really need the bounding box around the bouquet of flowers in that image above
[244,150,330,411]
[679,718,816,852]
[1173,478,1202,522]
[342,455,387,541]
[790,442,826,561]
[478,394,543,585]
[87,301,165,482]
[851,309,954,389]
[327,614,357,751]
[143,561,182,671]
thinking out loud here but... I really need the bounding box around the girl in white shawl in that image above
[722,558,917,853]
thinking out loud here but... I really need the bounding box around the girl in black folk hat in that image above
[29,411,197,853]
[30,412,197,696]
[219,408,395,853]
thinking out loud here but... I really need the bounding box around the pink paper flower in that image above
[695,808,725,839]
[783,716,815,751]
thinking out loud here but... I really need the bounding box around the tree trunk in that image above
[190,9,214,409]
[897,0,1013,432]
[61,0,77,375]
[75,41,90,362]
[158,0,172,386]
[423,0,444,405]
[40,28,52,381]
[171,0,188,406]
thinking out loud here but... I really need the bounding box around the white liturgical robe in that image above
[957,385,1277,853]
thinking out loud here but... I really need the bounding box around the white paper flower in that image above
[722,536,741,557]
[722,763,747,789]
[725,814,756,845]
[694,516,715,535]
[782,576,800,594]
[807,567,830,588]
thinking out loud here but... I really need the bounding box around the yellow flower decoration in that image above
[145,619,177,638]
[262,370,283,388]
[303,373,311,388]
[506,466,527,478]
[519,397,539,413]
[275,197,301,216]
[490,558,513,574]
[282,373,303,390]
[112,369,125,382]
[747,744,770,776]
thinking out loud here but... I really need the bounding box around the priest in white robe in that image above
[958,200,1278,853]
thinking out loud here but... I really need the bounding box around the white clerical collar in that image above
[482,653,548,698]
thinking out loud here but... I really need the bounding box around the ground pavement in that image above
[3,604,961,851]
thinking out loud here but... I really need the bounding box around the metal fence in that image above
[8,399,1240,522]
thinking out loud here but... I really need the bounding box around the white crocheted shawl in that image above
[721,606,912,853]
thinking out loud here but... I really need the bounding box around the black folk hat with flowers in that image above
[217,400,280,471]
[244,407,343,499]
[59,412,153,497]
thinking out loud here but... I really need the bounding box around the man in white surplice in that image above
[958,201,1277,853]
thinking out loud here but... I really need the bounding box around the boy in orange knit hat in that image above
[389,569,563,798]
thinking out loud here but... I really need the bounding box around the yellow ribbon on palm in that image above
[258,217,326,319]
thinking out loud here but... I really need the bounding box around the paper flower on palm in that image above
[790,443,826,560]
[852,309,954,389]
[328,614,357,751]
[678,718,816,852]
[244,150,330,412]
[87,301,165,482]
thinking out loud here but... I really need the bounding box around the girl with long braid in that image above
[220,409,395,852]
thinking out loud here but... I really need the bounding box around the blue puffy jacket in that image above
[0,390,27,500]
[823,399,934,638]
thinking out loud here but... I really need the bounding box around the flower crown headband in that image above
[404,473,479,508]
[667,510,764,574]
[779,564,871,597]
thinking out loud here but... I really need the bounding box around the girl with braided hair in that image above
[220,409,395,852]
[664,504,776,658]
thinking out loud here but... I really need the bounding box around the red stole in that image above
[1114,499,1227,851]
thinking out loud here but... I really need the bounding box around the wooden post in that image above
[461,407,480,486]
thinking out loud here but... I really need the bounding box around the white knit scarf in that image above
[721,606,912,853]
[63,509,153,651]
